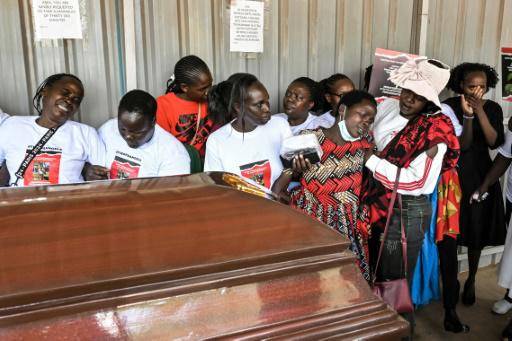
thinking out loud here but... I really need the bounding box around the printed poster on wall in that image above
[502,47,512,102]
[32,0,82,40]
[230,0,264,53]
[368,48,420,101]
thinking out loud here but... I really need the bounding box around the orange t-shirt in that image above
[156,92,212,156]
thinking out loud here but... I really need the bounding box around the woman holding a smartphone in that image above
[274,90,377,281]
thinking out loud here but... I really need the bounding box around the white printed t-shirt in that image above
[99,118,190,179]
[274,112,331,135]
[318,111,336,127]
[0,116,105,187]
[204,116,292,188]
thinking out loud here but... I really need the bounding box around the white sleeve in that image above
[498,131,512,159]
[281,120,293,140]
[98,121,108,144]
[441,104,462,137]
[158,141,191,176]
[85,127,106,166]
[365,143,447,195]
[203,137,224,172]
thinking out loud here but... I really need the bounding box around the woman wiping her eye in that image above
[443,63,506,309]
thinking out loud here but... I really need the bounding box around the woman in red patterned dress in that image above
[274,90,377,280]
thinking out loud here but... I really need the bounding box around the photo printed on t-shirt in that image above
[23,146,62,186]
[109,151,141,179]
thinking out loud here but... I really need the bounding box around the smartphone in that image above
[280,150,321,168]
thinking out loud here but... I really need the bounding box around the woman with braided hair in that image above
[0,73,105,187]
[204,74,292,190]
[317,73,355,126]
[156,55,213,157]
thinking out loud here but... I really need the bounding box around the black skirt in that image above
[457,147,506,248]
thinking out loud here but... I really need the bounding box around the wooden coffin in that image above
[0,172,408,340]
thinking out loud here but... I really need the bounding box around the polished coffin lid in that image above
[0,173,408,339]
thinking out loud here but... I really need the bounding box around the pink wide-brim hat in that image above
[389,57,451,108]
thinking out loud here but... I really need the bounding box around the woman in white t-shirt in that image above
[274,77,330,135]
[0,73,105,187]
[85,89,190,180]
[204,74,292,189]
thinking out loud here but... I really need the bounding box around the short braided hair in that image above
[165,55,211,94]
[319,73,355,112]
[32,73,83,115]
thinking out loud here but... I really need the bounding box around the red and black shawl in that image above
[361,112,460,231]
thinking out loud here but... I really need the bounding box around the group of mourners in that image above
[0,54,511,339]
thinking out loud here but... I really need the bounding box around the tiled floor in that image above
[414,265,510,340]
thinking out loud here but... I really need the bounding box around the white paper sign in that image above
[33,0,83,40]
[230,0,264,53]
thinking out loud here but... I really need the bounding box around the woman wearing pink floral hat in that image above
[362,57,462,336]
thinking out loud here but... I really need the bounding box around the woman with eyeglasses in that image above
[317,74,355,126]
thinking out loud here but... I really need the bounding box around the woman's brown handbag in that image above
[371,168,414,314]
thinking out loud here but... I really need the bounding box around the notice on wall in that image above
[369,48,420,101]
[230,0,264,53]
[32,0,82,40]
[502,47,512,102]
